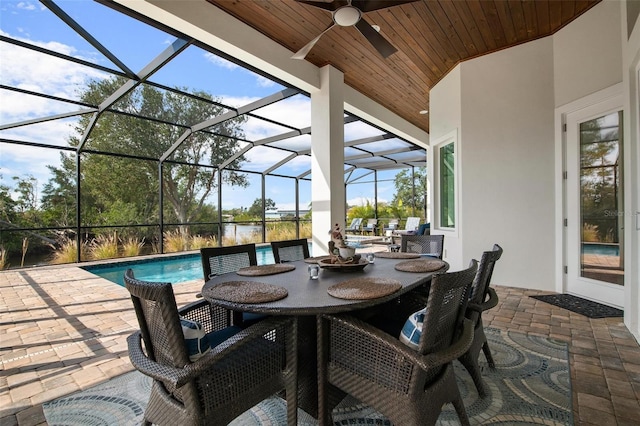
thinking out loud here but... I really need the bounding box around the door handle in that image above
[637,212,640,230]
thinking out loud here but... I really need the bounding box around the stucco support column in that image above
[311,65,345,255]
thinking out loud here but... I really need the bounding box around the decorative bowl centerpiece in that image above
[338,246,356,259]
[327,222,362,267]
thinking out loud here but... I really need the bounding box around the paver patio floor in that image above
[1,260,639,425]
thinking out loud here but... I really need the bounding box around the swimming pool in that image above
[582,243,619,256]
[84,245,278,286]
[343,235,381,248]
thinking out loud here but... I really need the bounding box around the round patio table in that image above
[201,257,448,425]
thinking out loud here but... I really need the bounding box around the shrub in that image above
[89,233,119,260]
[0,247,9,270]
[121,236,145,257]
[190,234,217,249]
[50,237,87,264]
[164,229,189,253]
[582,223,599,242]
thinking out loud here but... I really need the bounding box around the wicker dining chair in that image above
[200,244,264,326]
[400,234,445,259]
[124,269,298,426]
[459,244,503,397]
[270,239,310,263]
[319,261,478,426]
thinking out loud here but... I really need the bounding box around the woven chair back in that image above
[200,244,257,280]
[124,269,190,368]
[271,239,310,263]
[468,244,503,306]
[419,260,477,356]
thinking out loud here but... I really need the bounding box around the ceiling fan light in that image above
[333,6,361,27]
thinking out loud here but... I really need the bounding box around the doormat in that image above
[531,294,623,318]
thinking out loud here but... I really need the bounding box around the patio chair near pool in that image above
[123,269,299,426]
[345,217,363,234]
[383,218,399,234]
[200,244,265,326]
[361,218,378,235]
[271,238,310,263]
[393,216,421,236]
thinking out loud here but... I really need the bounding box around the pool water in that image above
[581,243,619,256]
[84,246,277,286]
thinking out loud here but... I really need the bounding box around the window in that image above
[439,141,456,228]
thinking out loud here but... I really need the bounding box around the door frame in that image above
[565,98,624,307]
[555,83,624,303]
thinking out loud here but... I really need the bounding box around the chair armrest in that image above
[324,313,426,361]
[419,318,474,369]
[180,316,295,386]
[479,287,499,312]
[324,314,474,372]
[128,316,295,389]
[466,302,483,314]
[127,332,192,386]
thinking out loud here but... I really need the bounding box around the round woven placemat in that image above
[304,256,332,264]
[236,263,295,276]
[373,251,421,259]
[203,281,288,303]
[327,277,402,300]
[394,259,447,272]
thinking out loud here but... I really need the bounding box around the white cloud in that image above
[16,2,37,11]
[204,52,240,70]
[204,52,275,89]
[347,197,377,207]
[256,75,275,88]
[0,31,107,123]
[0,31,103,194]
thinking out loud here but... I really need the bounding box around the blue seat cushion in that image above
[207,325,242,347]
[242,312,267,327]
[416,223,430,235]
[181,317,241,361]
[399,307,427,350]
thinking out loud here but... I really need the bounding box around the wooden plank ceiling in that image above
[206,0,600,134]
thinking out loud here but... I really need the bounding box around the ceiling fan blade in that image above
[296,0,349,12]
[354,18,397,58]
[292,23,336,60]
[352,0,418,13]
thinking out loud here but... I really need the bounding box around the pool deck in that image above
[1,247,639,425]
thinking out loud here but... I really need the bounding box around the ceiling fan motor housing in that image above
[333,5,361,26]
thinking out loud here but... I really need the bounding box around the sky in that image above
[0,0,401,212]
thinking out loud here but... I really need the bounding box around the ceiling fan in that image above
[292,0,417,60]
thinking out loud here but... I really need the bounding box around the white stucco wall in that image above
[428,67,463,268]
[430,1,625,292]
[459,38,556,289]
[553,0,623,106]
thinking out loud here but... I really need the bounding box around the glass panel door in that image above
[579,112,624,285]
[566,97,624,308]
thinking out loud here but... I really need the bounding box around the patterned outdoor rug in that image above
[43,328,572,425]
[531,294,623,318]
